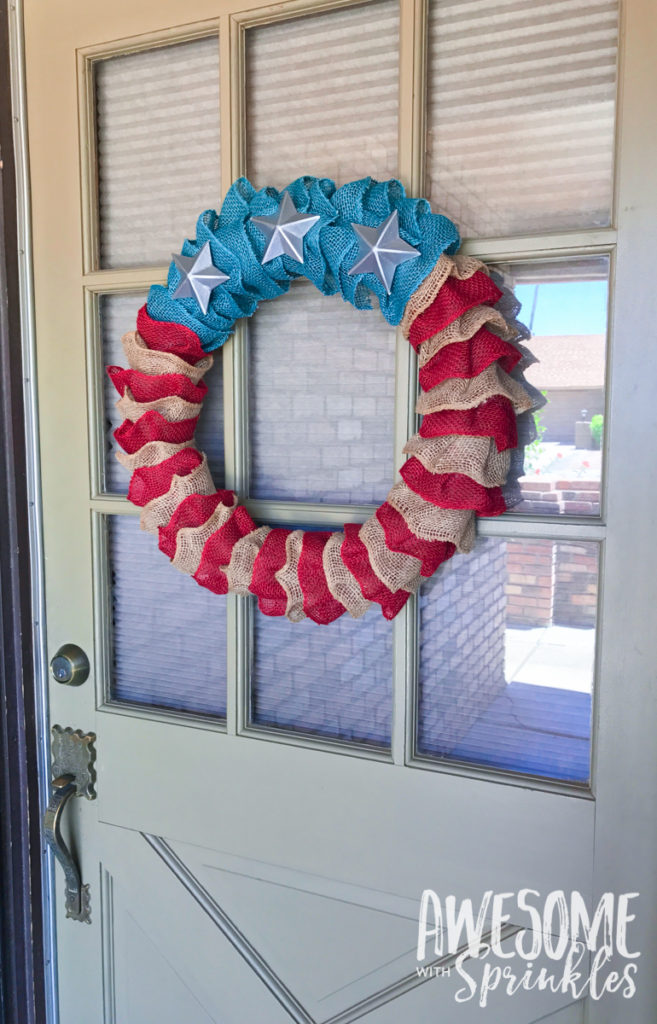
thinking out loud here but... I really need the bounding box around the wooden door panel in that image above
[99,825,584,1024]
[21,0,657,1019]
[100,824,295,1024]
[98,712,595,899]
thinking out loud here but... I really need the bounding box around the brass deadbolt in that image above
[50,645,90,687]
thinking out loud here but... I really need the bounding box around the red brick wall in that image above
[504,534,598,630]
[506,540,555,627]
[515,479,600,516]
[554,543,598,627]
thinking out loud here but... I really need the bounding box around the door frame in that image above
[3,2,56,1021]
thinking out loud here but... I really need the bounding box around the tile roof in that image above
[524,334,605,389]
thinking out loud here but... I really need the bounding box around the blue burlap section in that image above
[146,175,460,352]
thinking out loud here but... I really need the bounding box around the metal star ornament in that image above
[251,191,320,264]
[348,210,420,294]
[171,241,229,315]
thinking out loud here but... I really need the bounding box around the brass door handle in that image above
[43,775,91,923]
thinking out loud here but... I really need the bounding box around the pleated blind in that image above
[246,0,399,188]
[95,36,221,268]
[427,0,618,237]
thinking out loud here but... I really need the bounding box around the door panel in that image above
[100,825,586,1023]
[21,0,657,1020]
[98,713,594,898]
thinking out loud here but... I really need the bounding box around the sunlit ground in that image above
[506,625,595,693]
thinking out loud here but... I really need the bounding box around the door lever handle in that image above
[43,775,91,923]
[42,726,96,924]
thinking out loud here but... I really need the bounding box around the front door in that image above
[22,0,657,1020]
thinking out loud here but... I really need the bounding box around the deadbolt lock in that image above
[50,644,90,686]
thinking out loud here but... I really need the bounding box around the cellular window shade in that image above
[95,37,221,268]
[251,605,392,745]
[246,0,399,189]
[248,283,396,505]
[108,516,227,715]
[427,0,618,238]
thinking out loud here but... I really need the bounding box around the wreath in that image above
[107,176,532,624]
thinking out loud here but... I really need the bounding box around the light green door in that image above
[19,0,657,1020]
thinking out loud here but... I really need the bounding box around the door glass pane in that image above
[246,0,399,188]
[248,283,395,504]
[417,537,598,783]
[107,515,227,715]
[101,291,224,495]
[427,0,618,237]
[496,256,608,516]
[251,601,392,746]
[95,37,221,268]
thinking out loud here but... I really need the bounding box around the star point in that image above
[348,210,420,294]
[171,241,228,315]
[251,191,320,264]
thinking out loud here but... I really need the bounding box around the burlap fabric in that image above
[110,247,532,623]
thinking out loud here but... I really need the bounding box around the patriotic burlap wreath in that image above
[108,176,532,624]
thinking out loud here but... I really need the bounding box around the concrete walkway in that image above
[505,624,595,693]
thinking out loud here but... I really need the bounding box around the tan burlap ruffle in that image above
[275,529,306,622]
[322,532,371,619]
[116,386,202,425]
[400,253,487,337]
[360,514,422,594]
[224,525,271,595]
[121,331,213,384]
[418,306,518,367]
[403,433,511,488]
[386,482,476,552]
[416,363,532,417]
[140,456,215,535]
[172,496,238,575]
[116,439,194,472]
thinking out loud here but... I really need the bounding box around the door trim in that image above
[5,2,57,1021]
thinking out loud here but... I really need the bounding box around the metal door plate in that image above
[51,725,97,800]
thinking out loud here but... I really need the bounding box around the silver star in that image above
[348,210,420,294]
[171,241,229,315]
[251,191,320,264]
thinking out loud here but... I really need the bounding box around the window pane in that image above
[251,601,392,746]
[417,537,597,783]
[96,37,221,268]
[108,515,227,715]
[427,0,618,237]
[248,283,395,504]
[495,256,607,516]
[101,292,224,495]
[246,0,399,188]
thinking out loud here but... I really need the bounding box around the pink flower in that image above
[557,452,563,459]
[582,460,590,468]
[535,469,541,475]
